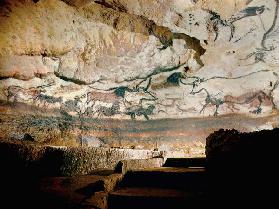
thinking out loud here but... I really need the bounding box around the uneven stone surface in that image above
[115,158,165,174]
[0,140,162,176]
[164,157,206,168]
[205,128,279,206]
[108,167,207,209]
[1,100,279,154]
[119,167,206,190]
[1,0,279,152]
[206,127,279,168]
[108,187,202,209]
[39,174,123,209]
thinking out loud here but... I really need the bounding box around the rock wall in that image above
[206,128,279,205]
[206,127,279,166]
[0,140,162,176]
[1,0,279,152]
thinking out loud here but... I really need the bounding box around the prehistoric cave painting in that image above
[6,85,45,103]
[224,89,277,114]
[3,62,278,119]
[151,72,187,90]
[124,104,155,120]
[87,64,172,105]
[81,64,188,120]
[2,0,279,125]
[166,72,186,86]
[86,90,123,106]
[190,88,224,116]
[157,97,182,114]
[62,95,100,125]
[180,69,272,94]
[180,70,279,116]
[5,82,64,108]
[125,63,184,86]
[60,96,94,145]
[206,5,267,41]
[86,84,156,118]
[94,101,121,117]
[233,26,257,43]
[34,94,62,108]
[152,68,268,116]
[110,64,187,105]
[240,0,279,66]
[190,86,279,116]
[64,88,155,120]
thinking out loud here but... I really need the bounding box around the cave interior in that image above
[0,0,278,208]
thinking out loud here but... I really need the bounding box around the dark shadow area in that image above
[0,128,278,208]
[164,157,206,167]
[206,128,279,207]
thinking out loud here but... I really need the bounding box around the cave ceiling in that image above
[0,0,279,121]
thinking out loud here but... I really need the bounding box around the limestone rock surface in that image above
[1,0,279,153]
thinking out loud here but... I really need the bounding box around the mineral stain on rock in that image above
[0,0,279,154]
[0,2,279,209]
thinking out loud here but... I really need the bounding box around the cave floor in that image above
[37,167,207,209]
[2,155,275,209]
[2,158,208,209]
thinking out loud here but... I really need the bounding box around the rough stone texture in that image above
[1,0,279,154]
[206,128,279,168]
[205,128,279,206]
[58,146,161,176]
[115,158,165,174]
[39,174,122,209]
[1,100,279,154]
[83,191,108,209]
[0,140,162,176]
[103,173,124,192]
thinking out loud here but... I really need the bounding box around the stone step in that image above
[38,174,123,209]
[119,167,207,191]
[0,140,162,176]
[164,157,206,168]
[108,187,206,209]
[115,158,164,174]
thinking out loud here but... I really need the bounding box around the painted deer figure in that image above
[191,88,224,116]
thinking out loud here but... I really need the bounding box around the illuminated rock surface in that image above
[1,0,279,153]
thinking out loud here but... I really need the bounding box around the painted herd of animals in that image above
[4,68,279,120]
[2,0,279,120]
